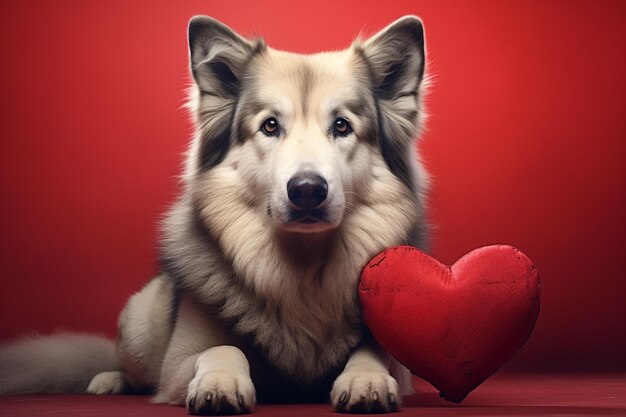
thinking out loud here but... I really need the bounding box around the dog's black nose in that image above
[287,174,328,209]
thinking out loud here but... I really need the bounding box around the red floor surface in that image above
[1,373,625,417]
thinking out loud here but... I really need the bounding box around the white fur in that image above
[331,344,401,411]
[86,371,128,394]
[186,346,255,414]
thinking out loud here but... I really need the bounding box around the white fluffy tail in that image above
[0,332,118,394]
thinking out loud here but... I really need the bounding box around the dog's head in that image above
[186,16,426,235]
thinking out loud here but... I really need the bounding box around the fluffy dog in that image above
[0,15,430,414]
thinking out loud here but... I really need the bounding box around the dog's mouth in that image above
[268,192,344,234]
[285,209,334,232]
[289,209,329,224]
[270,207,336,233]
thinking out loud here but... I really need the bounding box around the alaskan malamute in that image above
[0,15,429,414]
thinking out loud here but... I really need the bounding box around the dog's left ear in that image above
[357,16,426,189]
[361,15,425,101]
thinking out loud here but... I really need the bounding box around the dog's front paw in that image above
[331,369,400,413]
[186,370,255,415]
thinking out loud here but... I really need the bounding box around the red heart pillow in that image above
[359,245,540,402]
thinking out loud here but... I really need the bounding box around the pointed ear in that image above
[356,16,426,190]
[186,17,265,172]
[188,16,263,97]
[361,15,425,99]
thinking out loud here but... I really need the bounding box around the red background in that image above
[0,1,624,371]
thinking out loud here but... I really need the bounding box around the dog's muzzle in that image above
[287,174,328,210]
[286,173,330,224]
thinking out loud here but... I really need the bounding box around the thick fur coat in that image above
[0,15,430,415]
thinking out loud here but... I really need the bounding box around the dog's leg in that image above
[186,346,255,415]
[87,275,174,395]
[154,295,255,415]
[331,341,400,413]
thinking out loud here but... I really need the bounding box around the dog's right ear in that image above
[188,16,263,97]
[187,17,265,171]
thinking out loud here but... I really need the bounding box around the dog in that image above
[0,15,430,414]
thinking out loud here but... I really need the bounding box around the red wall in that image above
[0,1,624,371]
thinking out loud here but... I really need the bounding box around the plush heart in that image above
[359,245,540,402]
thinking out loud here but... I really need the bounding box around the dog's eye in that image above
[332,117,353,138]
[261,117,280,137]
